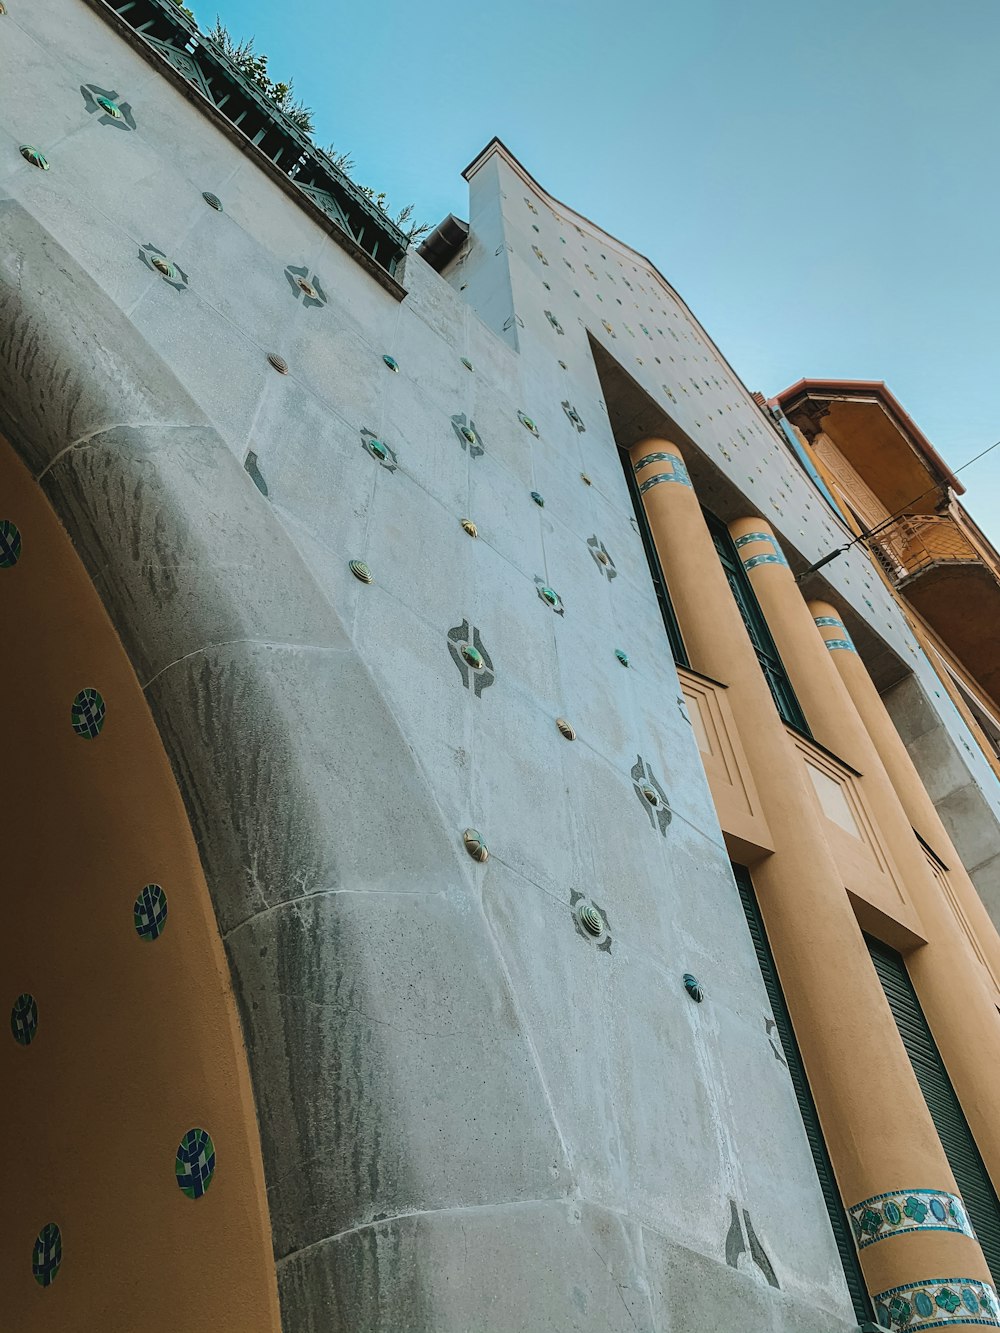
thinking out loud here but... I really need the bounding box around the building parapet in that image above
[85,0,409,290]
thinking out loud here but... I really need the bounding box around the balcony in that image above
[869,514,981,584]
[869,515,1000,708]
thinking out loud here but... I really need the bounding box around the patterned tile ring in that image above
[134,884,168,941]
[873,1275,1000,1329]
[176,1128,216,1198]
[849,1188,975,1247]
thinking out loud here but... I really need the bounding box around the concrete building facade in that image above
[2,1,1000,1330]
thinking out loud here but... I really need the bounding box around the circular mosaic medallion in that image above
[463,829,488,863]
[929,1197,947,1221]
[11,992,37,1045]
[95,95,122,119]
[151,254,178,281]
[580,904,603,937]
[883,1200,902,1225]
[962,1287,981,1314]
[134,884,168,941]
[175,1128,216,1199]
[19,144,48,170]
[71,688,106,739]
[202,191,223,211]
[0,519,22,567]
[32,1223,61,1287]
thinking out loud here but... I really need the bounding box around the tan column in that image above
[808,596,1000,1178]
[629,440,986,1307]
[846,616,1000,990]
[727,516,997,1291]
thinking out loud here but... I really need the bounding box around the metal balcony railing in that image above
[868,515,981,584]
[87,0,409,283]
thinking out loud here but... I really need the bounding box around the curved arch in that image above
[0,198,566,1328]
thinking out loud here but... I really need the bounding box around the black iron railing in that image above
[88,0,409,280]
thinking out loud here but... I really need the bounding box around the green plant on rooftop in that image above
[206,20,315,132]
[169,5,429,243]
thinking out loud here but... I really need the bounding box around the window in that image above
[733,865,872,1323]
[867,935,1000,1286]
[618,447,689,667]
[704,511,810,735]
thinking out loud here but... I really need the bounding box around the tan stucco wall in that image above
[0,434,280,1330]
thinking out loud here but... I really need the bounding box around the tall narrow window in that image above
[618,446,689,666]
[733,865,872,1323]
[704,510,810,735]
[867,935,1000,1286]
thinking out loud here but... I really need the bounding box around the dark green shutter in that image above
[618,447,689,667]
[704,511,810,735]
[866,935,1000,1287]
[733,865,872,1322]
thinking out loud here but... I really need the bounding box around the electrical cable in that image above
[794,435,1000,582]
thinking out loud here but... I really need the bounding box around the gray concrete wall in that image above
[453,147,1000,864]
[0,3,974,1329]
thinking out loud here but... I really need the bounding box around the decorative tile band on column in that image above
[638,466,692,495]
[872,1276,1000,1329]
[633,453,692,488]
[848,1189,975,1249]
[735,531,788,569]
[743,553,787,570]
[814,614,857,652]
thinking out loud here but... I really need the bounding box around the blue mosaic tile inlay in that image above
[11,992,37,1046]
[849,1188,975,1249]
[0,519,21,567]
[874,1276,1000,1329]
[176,1128,216,1199]
[134,884,168,941]
[71,688,106,738]
[32,1223,61,1287]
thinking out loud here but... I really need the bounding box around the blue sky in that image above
[206,0,1000,539]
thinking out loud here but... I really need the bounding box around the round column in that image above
[830,613,1000,998]
[808,596,1000,1185]
[628,439,985,1312]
